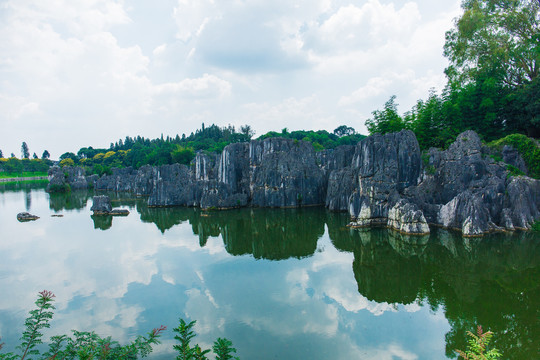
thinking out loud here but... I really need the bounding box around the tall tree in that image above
[42,150,50,159]
[21,142,30,159]
[365,96,407,135]
[0,149,3,158]
[444,0,539,87]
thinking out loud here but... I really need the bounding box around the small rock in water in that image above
[110,209,129,216]
[17,212,39,222]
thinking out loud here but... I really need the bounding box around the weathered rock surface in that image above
[17,212,39,221]
[95,137,327,209]
[47,166,90,192]
[87,130,539,236]
[91,195,112,214]
[90,195,130,216]
[388,199,430,235]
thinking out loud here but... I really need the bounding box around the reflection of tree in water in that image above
[138,205,325,260]
[138,205,196,234]
[25,189,31,211]
[0,181,47,193]
[48,190,93,212]
[327,221,540,359]
[132,203,540,357]
[218,208,325,260]
[91,214,112,230]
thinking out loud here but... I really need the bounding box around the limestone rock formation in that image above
[91,195,112,214]
[87,129,538,236]
[90,195,130,216]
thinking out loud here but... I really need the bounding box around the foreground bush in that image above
[0,291,238,360]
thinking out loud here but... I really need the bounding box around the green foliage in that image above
[171,146,195,165]
[47,183,71,193]
[213,338,238,360]
[0,157,50,174]
[0,291,242,359]
[172,319,238,360]
[0,291,166,360]
[333,125,355,137]
[257,128,365,150]
[59,158,75,168]
[444,0,539,88]
[455,325,502,360]
[365,96,408,135]
[488,134,540,179]
[531,220,540,232]
[506,164,525,177]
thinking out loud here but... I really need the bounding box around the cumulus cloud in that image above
[154,73,231,99]
[0,0,462,157]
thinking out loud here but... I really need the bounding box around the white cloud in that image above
[0,0,462,157]
[154,73,232,99]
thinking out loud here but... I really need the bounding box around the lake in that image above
[0,182,538,359]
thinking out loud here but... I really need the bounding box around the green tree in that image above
[365,96,408,135]
[172,146,195,165]
[59,158,75,167]
[444,0,539,88]
[21,142,30,159]
[0,149,3,158]
[240,125,255,140]
[333,125,355,137]
[41,150,50,159]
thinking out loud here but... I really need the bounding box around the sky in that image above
[0,0,462,159]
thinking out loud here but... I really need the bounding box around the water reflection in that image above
[91,215,113,230]
[328,220,540,359]
[2,188,538,359]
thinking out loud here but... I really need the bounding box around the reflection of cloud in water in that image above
[295,236,398,316]
[47,297,144,343]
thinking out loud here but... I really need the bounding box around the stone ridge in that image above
[52,130,539,236]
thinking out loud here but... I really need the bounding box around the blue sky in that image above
[0,0,461,158]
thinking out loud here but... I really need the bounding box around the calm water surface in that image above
[0,183,538,359]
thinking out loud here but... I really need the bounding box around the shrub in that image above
[0,292,239,360]
[488,134,540,179]
[455,325,501,360]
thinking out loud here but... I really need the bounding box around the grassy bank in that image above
[0,171,48,179]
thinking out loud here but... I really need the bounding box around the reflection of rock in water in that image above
[91,214,112,230]
[351,229,423,305]
[138,205,196,233]
[214,208,325,260]
[327,221,540,359]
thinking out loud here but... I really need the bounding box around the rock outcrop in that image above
[17,212,39,221]
[85,130,538,236]
[95,137,327,209]
[47,166,88,192]
[91,195,112,214]
[90,195,130,216]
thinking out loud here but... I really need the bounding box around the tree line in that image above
[50,123,363,176]
[0,142,52,174]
